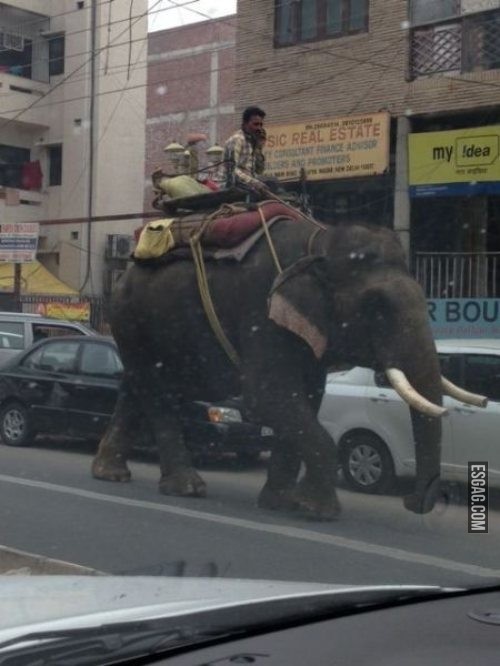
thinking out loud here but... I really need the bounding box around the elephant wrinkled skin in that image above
[92,214,447,520]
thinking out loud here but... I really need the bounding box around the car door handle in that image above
[453,407,475,415]
[370,395,390,403]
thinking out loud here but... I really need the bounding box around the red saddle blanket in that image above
[202,201,303,248]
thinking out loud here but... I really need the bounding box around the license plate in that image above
[261,426,274,436]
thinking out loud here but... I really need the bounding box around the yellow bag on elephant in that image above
[157,175,210,198]
[134,219,175,259]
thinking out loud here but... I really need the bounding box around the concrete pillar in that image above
[393,116,411,264]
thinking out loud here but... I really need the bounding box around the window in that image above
[374,353,461,388]
[31,323,84,342]
[48,145,63,186]
[0,37,32,79]
[410,6,500,77]
[437,353,461,385]
[0,322,24,350]
[22,340,79,373]
[49,34,65,76]
[80,343,123,377]
[374,371,390,388]
[0,144,31,189]
[410,0,460,26]
[463,354,500,402]
[275,0,369,46]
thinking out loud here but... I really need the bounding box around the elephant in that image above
[91,208,485,520]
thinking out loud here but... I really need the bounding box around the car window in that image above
[374,371,391,388]
[21,340,80,373]
[374,354,461,388]
[31,324,85,343]
[79,343,123,377]
[0,321,25,350]
[437,353,461,385]
[463,355,500,402]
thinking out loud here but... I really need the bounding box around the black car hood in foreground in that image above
[0,576,461,663]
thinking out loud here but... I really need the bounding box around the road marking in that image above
[0,473,498,580]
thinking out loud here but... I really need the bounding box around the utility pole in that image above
[13,263,22,311]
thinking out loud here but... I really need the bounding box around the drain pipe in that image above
[81,0,97,293]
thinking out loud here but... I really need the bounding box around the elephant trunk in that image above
[371,294,444,515]
[397,341,443,515]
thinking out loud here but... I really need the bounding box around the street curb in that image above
[0,546,103,575]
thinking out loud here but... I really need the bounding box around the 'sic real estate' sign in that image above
[264,112,390,182]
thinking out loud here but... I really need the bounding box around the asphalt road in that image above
[0,439,499,589]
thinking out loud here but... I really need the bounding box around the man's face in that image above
[243,115,264,138]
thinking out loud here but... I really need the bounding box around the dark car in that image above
[0,336,273,461]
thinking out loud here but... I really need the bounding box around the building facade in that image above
[236,0,500,299]
[145,16,236,212]
[0,0,147,297]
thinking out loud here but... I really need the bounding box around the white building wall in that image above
[0,0,147,297]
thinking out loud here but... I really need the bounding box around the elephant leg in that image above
[255,372,337,518]
[291,419,341,521]
[156,414,207,498]
[255,404,340,520]
[91,382,138,482]
[258,435,301,511]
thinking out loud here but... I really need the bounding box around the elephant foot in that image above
[404,477,441,514]
[91,456,131,482]
[257,484,297,512]
[293,478,341,521]
[159,467,207,497]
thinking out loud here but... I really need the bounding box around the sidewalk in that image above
[0,545,102,575]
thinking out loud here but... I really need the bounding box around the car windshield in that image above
[1,0,500,658]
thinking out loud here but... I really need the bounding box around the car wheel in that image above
[0,402,35,447]
[341,432,395,494]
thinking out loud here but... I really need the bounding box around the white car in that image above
[318,339,500,494]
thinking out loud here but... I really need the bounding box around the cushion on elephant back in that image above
[201,201,303,249]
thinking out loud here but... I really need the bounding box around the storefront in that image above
[408,118,500,299]
[264,111,394,226]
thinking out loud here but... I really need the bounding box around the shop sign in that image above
[409,126,500,197]
[35,301,91,321]
[428,299,500,338]
[264,112,390,182]
[0,222,39,263]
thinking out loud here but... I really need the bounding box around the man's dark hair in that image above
[242,106,266,124]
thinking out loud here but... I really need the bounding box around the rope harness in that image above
[189,196,326,367]
[189,205,243,367]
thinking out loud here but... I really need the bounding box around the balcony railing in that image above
[414,252,500,298]
[410,7,500,77]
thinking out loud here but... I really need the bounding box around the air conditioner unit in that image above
[0,30,24,52]
[107,234,133,260]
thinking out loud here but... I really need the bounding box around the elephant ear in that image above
[268,256,328,360]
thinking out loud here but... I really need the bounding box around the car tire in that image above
[340,432,395,494]
[0,401,35,447]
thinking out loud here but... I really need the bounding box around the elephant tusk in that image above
[441,376,488,408]
[385,368,448,418]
